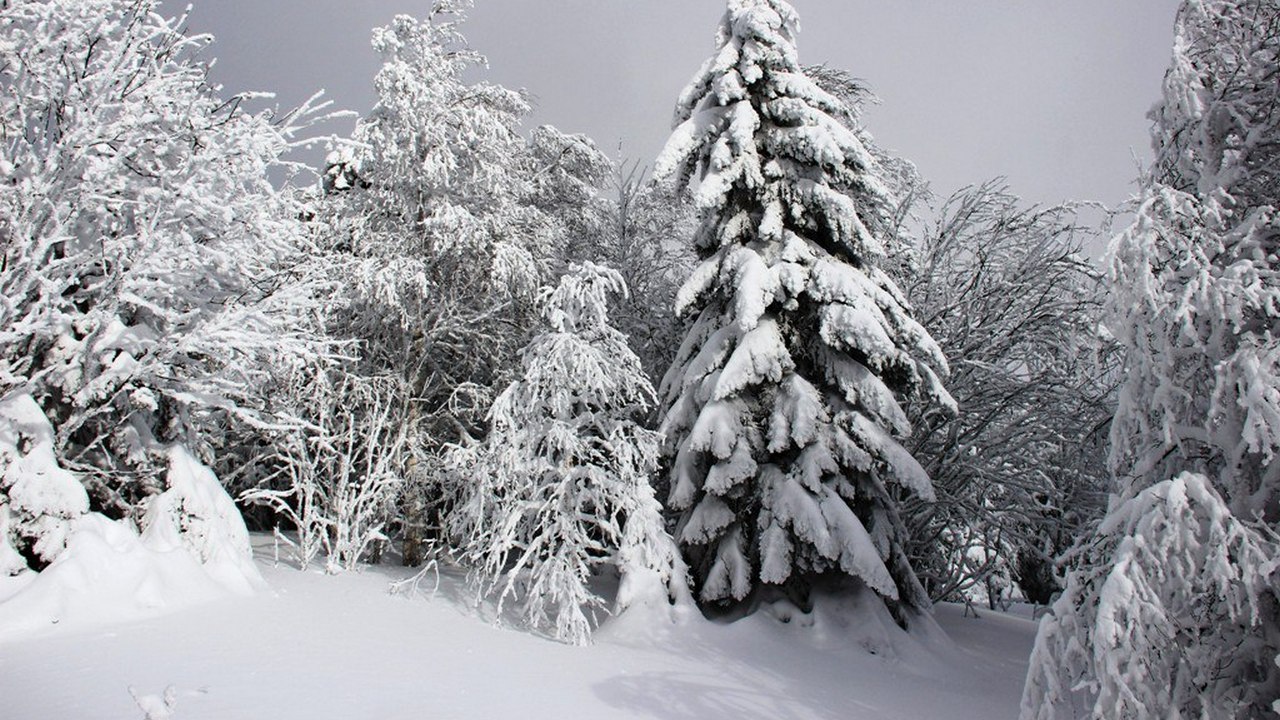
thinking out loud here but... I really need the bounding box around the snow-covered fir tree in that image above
[0,0,330,522]
[1023,1,1280,717]
[655,0,954,620]
[448,263,686,645]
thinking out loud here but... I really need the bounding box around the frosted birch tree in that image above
[656,0,953,620]
[1023,1,1280,717]
[315,5,540,430]
[305,3,611,564]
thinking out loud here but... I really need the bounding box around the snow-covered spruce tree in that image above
[448,263,686,645]
[1023,1,1280,717]
[656,0,954,620]
[0,0,329,522]
[307,4,612,565]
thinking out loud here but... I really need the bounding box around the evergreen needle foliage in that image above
[655,0,954,620]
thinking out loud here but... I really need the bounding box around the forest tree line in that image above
[1,0,1277,716]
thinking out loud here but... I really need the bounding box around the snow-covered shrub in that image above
[0,0,332,515]
[655,0,953,620]
[141,447,264,595]
[449,263,686,645]
[1022,473,1275,719]
[899,184,1115,604]
[242,371,407,573]
[0,412,265,634]
[0,511,26,578]
[0,394,88,571]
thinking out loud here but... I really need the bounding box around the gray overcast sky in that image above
[176,0,1181,211]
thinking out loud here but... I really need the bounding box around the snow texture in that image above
[0,539,1040,720]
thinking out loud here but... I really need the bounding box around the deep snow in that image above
[0,536,1038,720]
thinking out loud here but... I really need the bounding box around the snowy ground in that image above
[0,536,1038,720]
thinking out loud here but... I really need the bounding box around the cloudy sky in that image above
[176,0,1181,212]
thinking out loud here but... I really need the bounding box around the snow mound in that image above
[0,394,90,569]
[0,447,263,639]
[754,584,954,664]
[600,565,700,644]
[142,446,265,596]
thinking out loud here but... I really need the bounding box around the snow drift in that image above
[0,398,263,638]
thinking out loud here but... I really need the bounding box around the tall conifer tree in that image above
[656,0,953,619]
